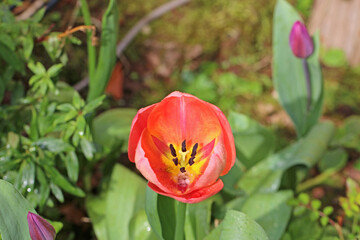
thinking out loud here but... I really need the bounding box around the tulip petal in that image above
[128,104,156,162]
[138,129,180,193]
[191,136,226,190]
[148,179,224,204]
[147,92,221,148]
[209,105,236,175]
[27,212,56,240]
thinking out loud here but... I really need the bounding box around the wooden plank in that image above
[309,0,360,65]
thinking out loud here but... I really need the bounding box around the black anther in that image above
[182,140,186,152]
[189,157,195,166]
[169,144,177,157]
[180,167,186,173]
[173,158,178,166]
[191,143,198,157]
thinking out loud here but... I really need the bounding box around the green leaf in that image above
[86,192,108,240]
[228,111,276,168]
[145,188,176,240]
[298,193,310,205]
[311,200,321,210]
[72,92,85,109]
[33,138,74,153]
[318,148,347,172]
[47,63,63,77]
[36,167,50,207]
[87,0,119,101]
[320,216,329,227]
[83,95,105,114]
[284,212,323,240]
[57,103,76,112]
[27,61,46,75]
[323,206,333,216]
[0,42,25,73]
[273,0,323,137]
[21,36,34,60]
[30,7,46,23]
[92,108,137,152]
[86,164,147,240]
[44,165,85,197]
[331,116,360,151]
[0,180,36,240]
[145,187,164,240]
[129,210,156,240]
[238,122,334,195]
[226,191,293,240]
[50,182,64,203]
[64,151,79,182]
[204,210,269,240]
[185,199,213,240]
[0,33,15,50]
[80,138,95,160]
[0,66,15,103]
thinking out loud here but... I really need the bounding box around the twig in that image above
[16,0,45,21]
[116,0,190,57]
[74,0,191,92]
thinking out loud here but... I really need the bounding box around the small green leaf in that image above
[36,167,50,207]
[28,61,46,75]
[83,95,105,114]
[47,63,63,77]
[298,193,310,205]
[309,211,320,221]
[50,182,64,203]
[57,103,76,112]
[72,92,85,109]
[64,151,79,182]
[323,206,333,216]
[80,138,94,160]
[45,165,85,197]
[33,138,74,153]
[320,216,329,227]
[311,200,321,210]
[7,131,19,148]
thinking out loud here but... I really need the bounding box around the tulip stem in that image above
[174,201,187,240]
[302,59,312,112]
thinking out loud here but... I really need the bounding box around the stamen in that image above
[173,158,178,166]
[191,143,198,157]
[169,144,177,157]
[182,140,186,152]
[189,157,195,166]
[180,167,186,173]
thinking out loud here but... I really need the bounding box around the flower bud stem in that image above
[302,59,312,112]
[174,201,187,240]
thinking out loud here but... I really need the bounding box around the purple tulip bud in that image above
[289,21,314,58]
[27,212,56,240]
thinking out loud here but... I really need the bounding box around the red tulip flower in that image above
[289,20,314,58]
[128,92,235,203]
[27,212,56,240]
